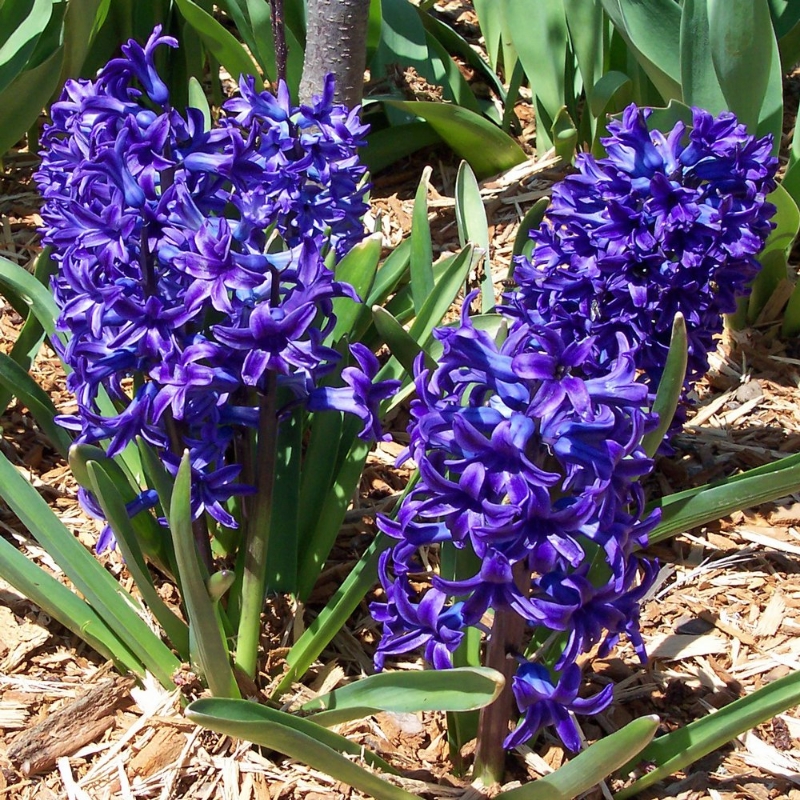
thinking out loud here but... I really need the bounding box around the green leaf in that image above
[782,279,800,337]
[371,0,433,119]
[188,76,211,131]
[365,237,412,310]
[0,352,71,457]
[551,106,578,162]
[296,410,344,552]
[266,401,302,592]
[170,451,240,698]
[330,234,382,343]
[70,444,175,575]
[137,436,175,525]
[642,313,687,458]
[60,0,108,84]
[2,249,55,388]
[455,161,494,313]
[275,533,393,696]
[589,71,634,120]
[410,167,435,314]
[186,699,417,799]
[0,255,59,337]
[0,448,179,686]
[600,0,681,101]
[372,306,435,377]
[505,0,569,152]
[648,452,800,545]
[424,29,482,113]
[473,0,504,72]
[0,44,63,157]
[174,0,262,88]
[0,534,145,675]
[87,461,190,658]
[497,716,660,800]
[617,673,800,798]
[361,121,442,175]
[383,100,527,180]
[511,198,549,263]
[300,667,504,727]
[382,252,458,329]
[563,0,605,110]
[747,248,788,325]
[707,0,777,133]
[296,432,371,601]
[681,0,727,115]
[0,0,53,95]
[762,183,800,259]
[642,99,694,134]
[419,10,506,102]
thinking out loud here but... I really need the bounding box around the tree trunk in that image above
[300,0,371,108]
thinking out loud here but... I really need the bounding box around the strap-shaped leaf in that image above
[648,451,800,545]
[70,444,175,575]
[276,532,392,696]
[505,0,570,152]
[87,461,189,658]
[617,672,800,798]
[708,0,779,135]
[0,351,71,457]
[410,166,434,314]
[497,716,660,800]
[0,44,63,157]
[600,0,682,101]
[170,451,240,698]
[642,313,687,458]
[372,306,435,378]
[455,161,493,313]
[0,256,59,337]
[362,123,442,175]
[0,448,179,685]
[174,0,262,88]
[419,9,506,102]
[384,100,527,180]
[0,534,145,675]
[511,198,549,263]
[680,0,727,115]
[186,698,413,797]
[330,234,382,343]
[296,430,370,601]
[408,244,474,345]
[0,0,53,95]
[300,666,504,727]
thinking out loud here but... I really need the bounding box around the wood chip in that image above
[646,633,729,660]
[754,591,788,638]
[8,676,134,775]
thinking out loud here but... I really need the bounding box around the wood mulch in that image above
[2,8,800,799]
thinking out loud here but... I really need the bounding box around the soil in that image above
[2,4,800,799]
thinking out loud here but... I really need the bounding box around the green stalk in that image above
[235,373,279,678]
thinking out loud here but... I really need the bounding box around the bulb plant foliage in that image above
[0,24,795,800]
[373,105,780,782]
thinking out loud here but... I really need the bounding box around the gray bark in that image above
[299,0,371,108]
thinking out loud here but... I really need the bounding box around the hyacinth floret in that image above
[35,28,394,541]
[510,104,778,393]
[372,296,661,749]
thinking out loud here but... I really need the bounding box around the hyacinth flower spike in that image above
[35,27,399,683]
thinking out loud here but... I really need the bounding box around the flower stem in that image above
[234,371,279,678]
[270,0,287,84]
[473,564,528,786]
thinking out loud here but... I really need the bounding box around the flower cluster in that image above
[510,105,778,392]
[372,297,661,749]
[35,28,390,540]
